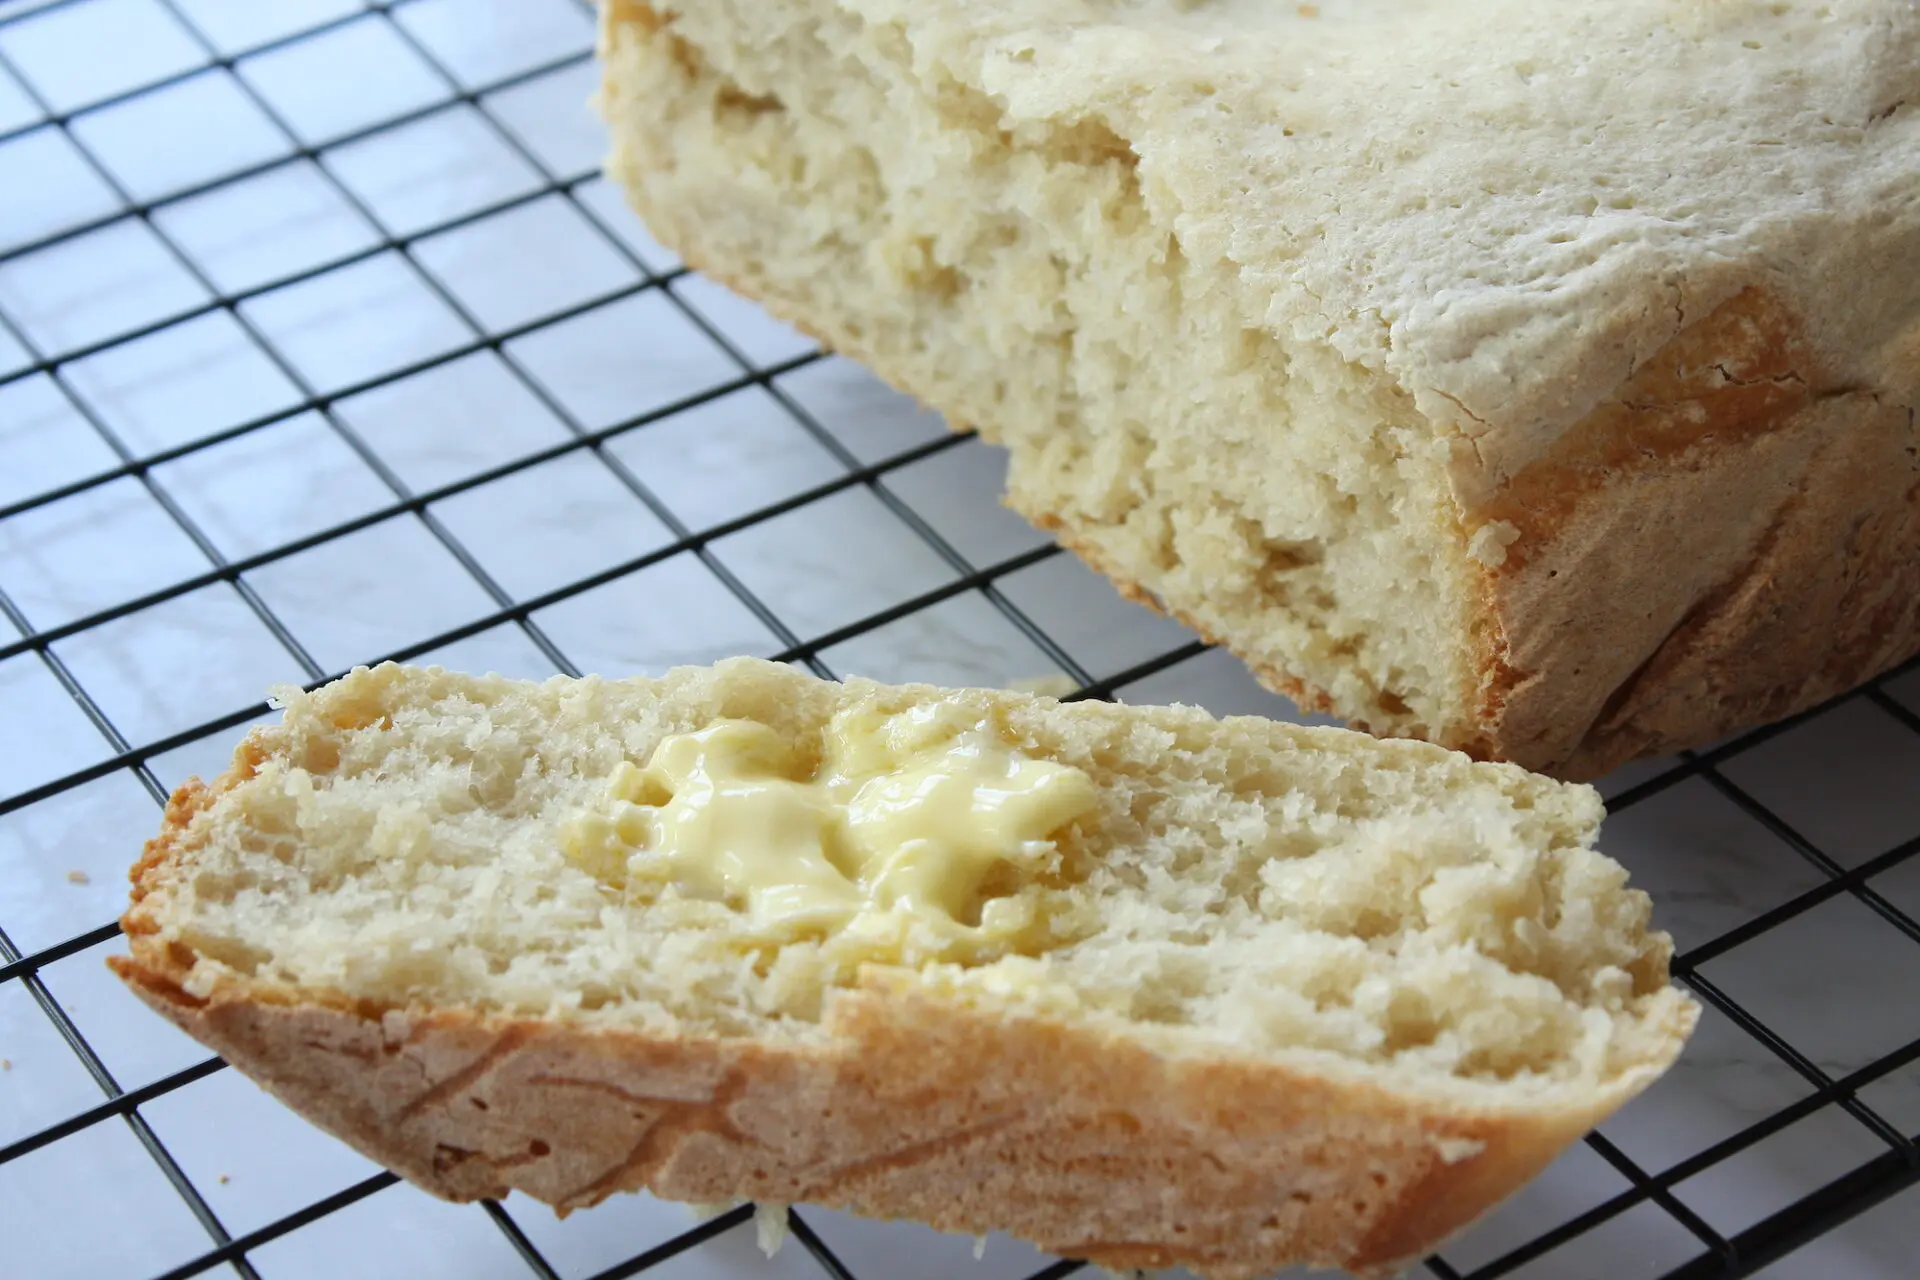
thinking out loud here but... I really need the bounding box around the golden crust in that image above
[112,733,1688,1280]
[607,168,1420,753]
[1464,293,1920,778]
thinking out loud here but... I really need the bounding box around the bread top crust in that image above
[815,0,1920,500]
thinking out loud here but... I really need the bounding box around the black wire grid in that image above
[0,1,1915,1277]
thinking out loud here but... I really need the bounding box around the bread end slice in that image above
[114,659,1695,1279]
[593,0,1920,781]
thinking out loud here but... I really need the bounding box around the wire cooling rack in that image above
[0,1,1916,1278]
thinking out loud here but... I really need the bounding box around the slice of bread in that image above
[113,659,1695,1279]
[596,0,1920,779]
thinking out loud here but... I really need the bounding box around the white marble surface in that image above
[0,3,1916,1280]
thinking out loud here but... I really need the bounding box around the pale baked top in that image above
[841,0,1920,493]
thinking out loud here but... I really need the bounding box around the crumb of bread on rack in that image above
[66,870,90,885]
[754,1203,788,1256]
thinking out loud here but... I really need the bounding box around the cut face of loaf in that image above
[595,0,1920,779]
[114,659,1696,1280]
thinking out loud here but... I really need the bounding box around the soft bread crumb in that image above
[598,2,1477,749]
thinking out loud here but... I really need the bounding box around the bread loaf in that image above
[113,659,1695,1279]
[596,0,1920,779]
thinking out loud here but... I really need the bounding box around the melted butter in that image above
[560,701,1099,962]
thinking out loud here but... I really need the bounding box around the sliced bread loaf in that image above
[114,658,1695,1278]
[596,0,1920,779]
